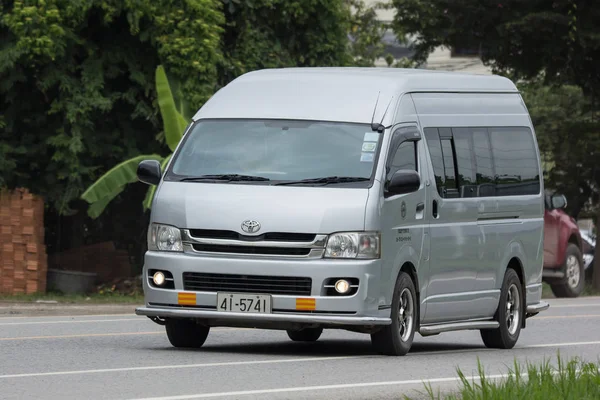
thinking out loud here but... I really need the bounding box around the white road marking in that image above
[527,340,600,348]
[124,371,532,399]
[0,313,135,320]
[411,340,600,357]
[546,303,600,308]
[0,318,140,326]
[2,340,600,380]
[0,332,163,341]
[126,366,600,400]
[0,356,367,379]
[0,327,239,341]
[535,314,600,320]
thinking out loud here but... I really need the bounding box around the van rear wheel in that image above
[286,327,323,342]
[480,268,522,349]
[550,244,585,298]
[370,271,416,356]
[165,318,210,348]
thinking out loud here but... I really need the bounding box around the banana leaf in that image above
[81,154,163,218]
[86,185,126,220]
[156,66,189,152]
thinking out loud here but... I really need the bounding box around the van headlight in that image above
[324,232,380,259]
[148,223,183,252]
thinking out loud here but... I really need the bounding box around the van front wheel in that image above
[370,271,416,356]
[480,268,522,349]
[165,318,210,348]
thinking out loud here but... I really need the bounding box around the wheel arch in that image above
[398,261,420,328]
[506,256,527,328]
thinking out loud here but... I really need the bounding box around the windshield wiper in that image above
[274,176,370,186]
[179,174,270,182]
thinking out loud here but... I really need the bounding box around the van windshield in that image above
[165,119,382,186]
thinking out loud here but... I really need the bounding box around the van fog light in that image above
[153,271,166,286]
[334,279,350,294]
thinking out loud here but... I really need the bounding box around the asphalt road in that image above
[1,297,599,400]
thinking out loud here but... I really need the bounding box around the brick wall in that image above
[0,189,47,294]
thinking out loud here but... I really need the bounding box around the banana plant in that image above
[81,65,190,218]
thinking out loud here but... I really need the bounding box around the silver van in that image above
[135,68,549,356]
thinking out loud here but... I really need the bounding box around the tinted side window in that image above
[386,127,418,180]
[489,127,540,196]
[440,139,459,198]
[471,128,496,197]
[388,141,417,179]
[452,128,477,198]
[424,128,445,196]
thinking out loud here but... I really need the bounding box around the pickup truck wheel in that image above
[481,268,522,349]
[551,244,584,298]
[370,271,416,356]
[286,328,323,342]
[165,319,210,348]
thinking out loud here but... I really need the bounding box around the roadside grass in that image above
[0,291,144,304]
[412,354,600,400]
[542,282,600,298]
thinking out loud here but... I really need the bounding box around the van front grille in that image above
[191,244,311,256]
[182,272,312,295]
[188,229,316,242]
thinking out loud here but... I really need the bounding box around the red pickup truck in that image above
[543,193,585,297]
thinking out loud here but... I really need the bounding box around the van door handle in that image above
[432,200,438,218]
[416,203,424,212]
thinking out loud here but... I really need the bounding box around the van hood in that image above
[151,182,369,234]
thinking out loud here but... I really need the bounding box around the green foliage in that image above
[0,0,222,215]
[414,355,600,400]
[390,0,600,95]
[79,0,401,219]
[217,0,355,86]
[80,154,164,219]
[519,80,600,218]
[81,65,187,218]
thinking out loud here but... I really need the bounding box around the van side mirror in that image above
[137,160,162,186]
[551,194,567,209]
[386,170,421,197]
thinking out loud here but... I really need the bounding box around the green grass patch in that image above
[0,291,144,304]
[412,355,600,400]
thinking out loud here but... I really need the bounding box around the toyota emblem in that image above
[241,220,261,234]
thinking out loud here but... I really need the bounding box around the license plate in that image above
[217,292,272,313]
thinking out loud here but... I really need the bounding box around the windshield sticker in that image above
[363,132,379,142]
[362,142,377,152]
[360,152,374,162]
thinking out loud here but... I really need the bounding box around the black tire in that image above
[370,271,417,356]
[481,268,522,349]
[165,318,210,348]
[286,327,323,342]
[550,244,585,298]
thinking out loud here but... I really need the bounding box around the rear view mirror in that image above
[551,194,567,210]
[386,170,420,197]
[137,160,162,186]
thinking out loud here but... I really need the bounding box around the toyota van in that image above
[135,67,549,356]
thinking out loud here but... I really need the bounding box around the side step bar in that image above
[419,321,499,336]
[526,301,550,317]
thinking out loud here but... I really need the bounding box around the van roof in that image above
[193,67,519,125]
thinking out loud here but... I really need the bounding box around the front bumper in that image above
[138,251,390,327]
[135,306,391,326]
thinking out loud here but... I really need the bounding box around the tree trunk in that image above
[594,214,600,290]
